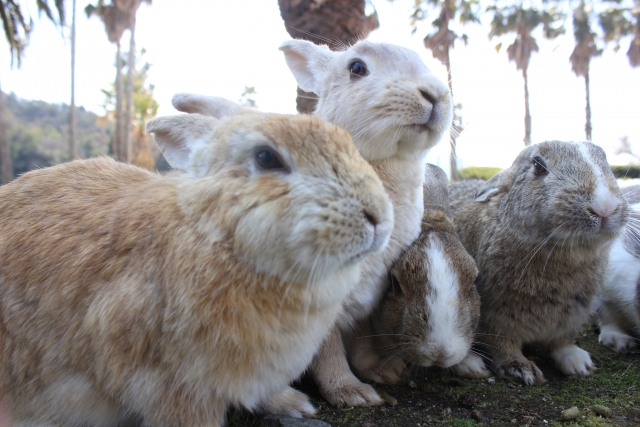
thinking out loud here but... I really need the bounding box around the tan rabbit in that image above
[0,97,393,426]
[449,141,628,385]
[366,164,489,384]
[173,38,453,409]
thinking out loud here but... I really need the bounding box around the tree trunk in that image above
[444,51,459,182]
[278,0,379,113]
[69,0,77,161]
[125,19,136,163]
[584,70,592,141]
[0,81,12,184]
[522,66,532,146]
[115,42,124,161]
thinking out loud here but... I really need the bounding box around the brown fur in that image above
[0,108,392,426]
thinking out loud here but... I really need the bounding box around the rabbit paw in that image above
[355,355,408,385]
[551,344,595,377]
[259,387,316,418]
[599,328,638,353]
[320,375,384,408]
[496,358,546,386]
[453,353,491,378]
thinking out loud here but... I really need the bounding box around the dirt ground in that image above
[226,319,640,427]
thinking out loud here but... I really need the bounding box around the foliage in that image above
[100,48,160,170]
[571,2,603,78]
[0,93,112,179]
[458,166,502,180]
[0,0,65,68]
[598,0,640,67]
[239,86,257,108]
[610,164,640,178]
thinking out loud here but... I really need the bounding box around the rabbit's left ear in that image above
[424,163,450,216]
[474,169,513,203]
[171,94,243,118]
[146,114,217,170]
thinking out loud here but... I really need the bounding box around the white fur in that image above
[452,353,491,378]
[550,344,595,376]
[597,202,640,352]
[422,239,469,367]
[577,142,619,217]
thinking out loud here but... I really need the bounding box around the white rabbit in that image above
[597,184,640,353]
[0,97,393,426]
[171,39,453,409]
[449,141,628,385]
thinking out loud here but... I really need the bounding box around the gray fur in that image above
[450,140,628,385]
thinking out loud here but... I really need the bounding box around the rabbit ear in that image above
[146,114,218,170]
[475,169,512,202]
[423,164,450,216]
[172,94,242,118]
[279,39,334,94]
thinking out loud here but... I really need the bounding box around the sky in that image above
[0,0,638,176]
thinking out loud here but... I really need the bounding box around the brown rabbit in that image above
[365,164,488,384]
[0,97,393,426]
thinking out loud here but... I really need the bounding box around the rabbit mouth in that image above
[408,123,430,133]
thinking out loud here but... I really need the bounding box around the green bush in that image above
[610,164,640,179]
[457,166,502,181]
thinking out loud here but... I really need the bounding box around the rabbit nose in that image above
[364,210,378,227]
[419,88,437,106]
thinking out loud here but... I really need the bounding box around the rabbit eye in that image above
[255,148,285,171]
[532,157,548,176]
[349,60,368,78]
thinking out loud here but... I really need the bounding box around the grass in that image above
[227,320,640,426]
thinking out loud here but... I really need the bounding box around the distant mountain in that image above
[0,93,113,178]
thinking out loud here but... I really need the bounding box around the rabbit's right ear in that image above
[279,40,334,93]
[474,169,512,203]
[146,114,217,170]
[172,94,242,118]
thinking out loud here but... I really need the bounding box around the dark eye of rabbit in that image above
[532,157,548,176]
[255,148,285,171]
[349,61,367,78]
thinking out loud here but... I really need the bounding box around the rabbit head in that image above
[373,165,479,368]
[147,99,394,286]
[278,39,453,161]
[474,141,627,246]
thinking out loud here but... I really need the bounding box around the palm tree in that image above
[86,0,130,162]
[570,1,601,141]
[599,0,640,68]
[69,0,77,160]
[488,4,565,146]
[411,0,480,181]
[0,0,65,184]
[278,0,379,113]
[115,0,151,163]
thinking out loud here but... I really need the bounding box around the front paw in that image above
[320,375,384,408]
[453,353,491,378]
[496,358,546,386]
[599,329,638,353]
[259,387,316,418]
[551,344,595,377]
[356,355,408,385]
